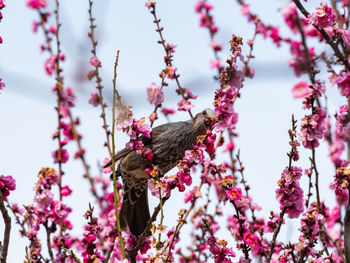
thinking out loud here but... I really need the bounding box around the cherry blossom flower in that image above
[292,81,311,98]
[308,3,336,29]
[178,99,194,111]
[27,0,47,9]
[146,82,164,106]
[88,93,100,107]
[243,232,258,246]
[225,187,242,201]
[276,167,304,218]
[0,175,16,200]
[90,56,101,67]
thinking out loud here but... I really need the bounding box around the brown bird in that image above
[105,108,214,236]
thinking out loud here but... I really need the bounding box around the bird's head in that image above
[192,108,215,133]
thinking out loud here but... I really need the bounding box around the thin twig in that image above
[0,192,11,263]
[111,51,126,260]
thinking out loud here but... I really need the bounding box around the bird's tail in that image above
[120,188,150,236]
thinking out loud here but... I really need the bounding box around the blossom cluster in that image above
[0,174,16,200]
[276,167,304,218]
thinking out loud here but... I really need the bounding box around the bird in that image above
[105,108,215,236]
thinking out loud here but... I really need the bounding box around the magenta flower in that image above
[88,92,100,107]
[36,167,58,190]
[185,144,205,164]
[336,72,350,98]
[178,99,194,111]
[210,41,223,51]
[52,148,69,163]
[116,105,133,130]
[0,78,5,91]
[61,185,72,197]
[44,54,56,75]
[90,56,101,67]
[243,232,258,246]
[299,107,327,149]
[225,187,242,201]
[308,3,336,29]
[276,167,304,218]
[48,200,72,224]
[207,236,236,262]
[146,82,164,106]
[241,3,249,16]
[161,107,175,115]
[289,41,315,77]
[342,25,350,49]
[210,59,221,69]
[164,65,176,79]
[27,0,47,9]
[281,2,298,33]
[0,175,16,200]
[145,0,155,9]
[292,81,311,98]
[34,189,54,210]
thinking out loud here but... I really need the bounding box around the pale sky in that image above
[0,0,342,261]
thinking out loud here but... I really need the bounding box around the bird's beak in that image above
[205,108,215,118]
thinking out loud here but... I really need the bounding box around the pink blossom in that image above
[336,72,350,98]
[299,107,327,149]
[241,3,249,16]
[161,107,175,115]
[185,88,197,99]
[178,99,194,111]
[0,36,2,44]
[36,167,58,189]
[116,105,133,130]
[210,41,223,51]
[48,200,72,224]
[308,3,336,29]
[269,27,282,47]
[146,82,164,106]
[207,236,236,262]
[223,140,235,152]
[61,185,72,196]
[225,187,242,201]
[292,81,311,98]
[32,21,38,33]
[185,144,205,164]
[133,117,151,138]
[49,26,56,34]
[148,177,173,199]
[0,175,16,200]
[44,54,56,75]
[0,78,5,91]
[34,189,54,210]
[195,0,213,13]
[27,0,47,9]
[341,26,350,49]
[281,2,298,33]
[243,232,258,246]
[52,148,69,163]
[145,0,155,9]
[210,59,221,69]
[164,65,176,79]
[88,92,100,107]
[289,41,315,77]
[276,167,304,218]
[90,56,101,67]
